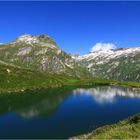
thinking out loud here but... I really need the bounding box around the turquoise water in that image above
[0,86,140,138]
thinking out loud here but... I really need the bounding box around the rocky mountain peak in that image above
[36,34,51,40]
[0,34,90,77]
[16,34,56,45]
[16,34,39,43]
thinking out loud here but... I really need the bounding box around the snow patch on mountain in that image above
[74,46,140,62]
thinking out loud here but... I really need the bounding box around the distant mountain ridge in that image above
[73,46,140,81]
[0,34,90,77]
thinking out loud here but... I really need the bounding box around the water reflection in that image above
[0,86,140,138]
[0,86,140,120]
[0,87,71,119]
[73,86,140,104]
[17,96,64,119]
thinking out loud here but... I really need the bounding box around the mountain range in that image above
[73,46,140,82]
[0,34,140,82]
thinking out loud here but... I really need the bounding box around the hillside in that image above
[0,60,111,93]
[0,34,90,77]
[73,47,140,82]
[0,61,64,92]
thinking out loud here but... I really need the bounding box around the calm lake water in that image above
[0,86,140,138]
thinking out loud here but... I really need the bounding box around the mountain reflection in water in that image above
[0,87,71,119]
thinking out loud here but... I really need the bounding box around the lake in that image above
[0,86,140,138]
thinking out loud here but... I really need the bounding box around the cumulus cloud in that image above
[90,42,117,52]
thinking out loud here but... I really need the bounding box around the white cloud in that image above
[90,42,117,52]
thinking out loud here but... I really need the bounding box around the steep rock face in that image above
[73,47,140,81]
[0,34,90,77]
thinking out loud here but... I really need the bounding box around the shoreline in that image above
[71,113,140,139]
[0,79,140,94]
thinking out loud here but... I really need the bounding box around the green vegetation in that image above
[75,113,140,139]
[0,62,110,93]
[118,81,140,88]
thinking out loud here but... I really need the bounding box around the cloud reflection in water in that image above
[73,86,140,104]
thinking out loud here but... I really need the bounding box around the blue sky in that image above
[0,1,140,54]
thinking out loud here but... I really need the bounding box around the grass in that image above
[118,81,140,88]
[108,80,140,89]
[0,62,110,93]
[74,113,140,139]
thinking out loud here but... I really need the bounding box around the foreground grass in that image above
[74,113,140,139]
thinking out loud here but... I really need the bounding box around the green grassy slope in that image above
[0,63,57,92]
[0,62,110,93]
